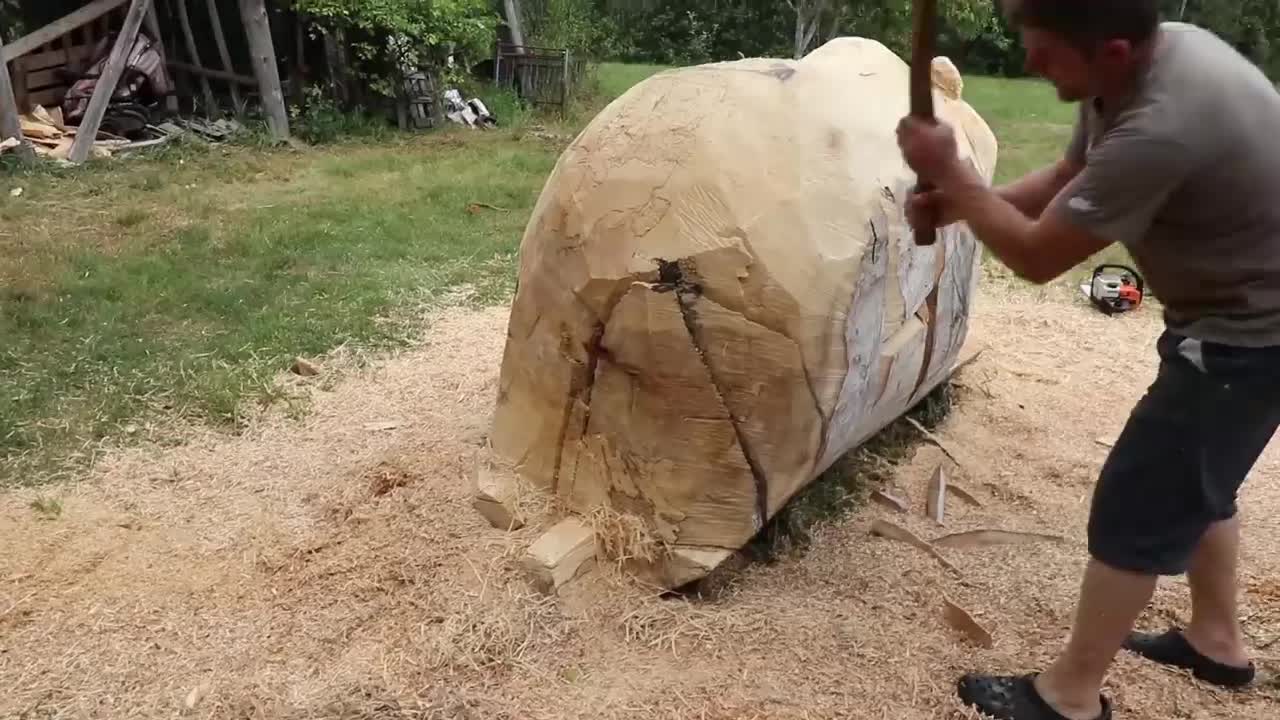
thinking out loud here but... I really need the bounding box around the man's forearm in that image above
[994,159,1081,219]
[943,165,1052,283]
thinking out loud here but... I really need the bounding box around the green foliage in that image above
[0,0,22,39]
[294,0,498,99]
[291,86,397,144]
[521,0,618,56]
[600,0,1002,66]
[587,0,1280,78]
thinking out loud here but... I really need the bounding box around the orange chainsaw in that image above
[1080,264,1145,315]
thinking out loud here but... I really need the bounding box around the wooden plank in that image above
[28,88,69,112]
[0,36,36,163]
[176,0,216,113]
[205,0,244,113]
[167,61,257,87]
[19,45,97,73]
[239,0,290,140]
[2,0,130,62]
[10,57,28,112]
[68,0,152,164]
[144,3,180,112]
[24,68,65,91]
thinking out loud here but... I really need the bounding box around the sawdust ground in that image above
[3,281,1279,720]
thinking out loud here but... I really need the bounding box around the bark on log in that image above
[481,39,998,589]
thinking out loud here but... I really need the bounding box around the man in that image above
[896,2,1280,719]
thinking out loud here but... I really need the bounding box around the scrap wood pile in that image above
[1,106,239,163]
[6,104,127,161]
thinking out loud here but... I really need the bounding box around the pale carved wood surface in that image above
[485,37,999,587]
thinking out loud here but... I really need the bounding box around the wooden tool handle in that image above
[910,0,939,247]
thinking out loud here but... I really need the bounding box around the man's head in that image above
[1004,0,1160,101]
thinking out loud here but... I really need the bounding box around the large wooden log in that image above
[480,38,998,589]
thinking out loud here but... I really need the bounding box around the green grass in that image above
[0,130,560,485]
[0,62,1087,487]
[963,76,1078,184]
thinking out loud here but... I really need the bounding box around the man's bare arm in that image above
[941,162,1109,284]
[995,157,1084,219]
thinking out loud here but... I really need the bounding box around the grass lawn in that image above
[0,62,1100,487]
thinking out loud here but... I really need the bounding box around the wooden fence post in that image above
[0,37,35,164]
[143,3,181,112]
[238,0,290,141]
[205,0,243,115]
[176,0,217,114]
[68,0,153,164]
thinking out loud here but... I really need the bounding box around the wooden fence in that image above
[494,42,572,114]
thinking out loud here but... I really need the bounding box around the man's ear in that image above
[1098,39,1136,66]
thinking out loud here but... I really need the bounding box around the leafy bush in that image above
[294,0,498,100]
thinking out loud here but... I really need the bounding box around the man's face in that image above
[1021,27,1098,101]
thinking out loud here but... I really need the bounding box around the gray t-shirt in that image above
[1052,22,1280,348]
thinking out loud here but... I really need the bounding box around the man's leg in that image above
[1032,560,1157,720]
[955,555,1149,720]
[1184,517,1250,667]
[1123,516,1256,685]
[1120,336,1280,687]
[956,332,1249,719]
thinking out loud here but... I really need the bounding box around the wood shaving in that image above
[870,519,959,574]
[943,597,994,649]
[932,529,1066,549]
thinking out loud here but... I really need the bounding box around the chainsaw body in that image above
[1080,264,1144,315]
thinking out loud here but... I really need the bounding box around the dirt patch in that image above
[2,286,1278,719]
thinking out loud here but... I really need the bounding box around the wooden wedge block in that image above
[522,517,596,594]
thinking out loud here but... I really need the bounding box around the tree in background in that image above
[573,0,1280,80]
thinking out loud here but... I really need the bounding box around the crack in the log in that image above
[546,260,669,499]
[661,260,770,530]
[550,321,604,498]
[699,237,832,441]
[910,240,948,400]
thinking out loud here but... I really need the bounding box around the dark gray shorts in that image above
[1088,330,1280,576]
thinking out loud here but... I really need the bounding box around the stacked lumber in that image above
[475,37,999,591]
[15,105,127,160]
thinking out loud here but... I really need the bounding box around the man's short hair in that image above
[1003,0,1160,49]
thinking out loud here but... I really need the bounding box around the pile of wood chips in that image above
[5,105,130,161]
